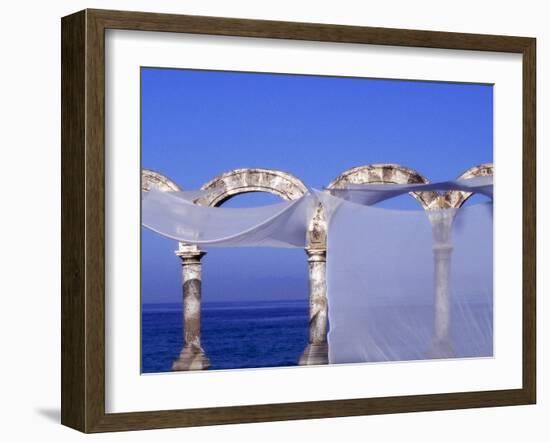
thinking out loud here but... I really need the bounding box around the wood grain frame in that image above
[61,9,536,433]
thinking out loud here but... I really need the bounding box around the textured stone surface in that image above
[172,247,210,371]
[141,169,181,192]
[430,242,454,358]
[299,249,329,365]
[443,163,494,208]
[197,168,308,206]
[306,250,328,344]
[195,168,326,249]
[307,205,327,250]
[428,210,456,358]
[327,163,440,209]
[298,343,329,366]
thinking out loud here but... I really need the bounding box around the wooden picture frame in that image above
[61,8,536,433]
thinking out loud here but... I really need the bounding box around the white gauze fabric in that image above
[142,188,318,248]
[323,193,493,364]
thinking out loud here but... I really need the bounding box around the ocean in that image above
[142,299,309,373]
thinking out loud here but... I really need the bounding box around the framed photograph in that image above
[61,9,536,433]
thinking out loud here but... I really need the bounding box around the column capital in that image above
[305,247,327,263]
[175,243,206,262]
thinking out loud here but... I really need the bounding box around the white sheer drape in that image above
[325,199,493,363]
[142,188,318,248]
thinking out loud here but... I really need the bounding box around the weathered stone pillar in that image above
[299,248,329,365]
[428,209,456,358]
[172,244,211,371]
[431,243,454,357]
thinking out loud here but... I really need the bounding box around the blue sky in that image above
[141,68,493,304]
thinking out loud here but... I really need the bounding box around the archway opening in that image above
[200,192,310,369]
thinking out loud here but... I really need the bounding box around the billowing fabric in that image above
[325,199,493,363]
[326,175,493,206]
[142,188,318,248]
[142,177,493,364]
[142,177,493,247]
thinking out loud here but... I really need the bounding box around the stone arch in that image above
[327,163,439,210]
[442,163,494,208]
[142,169,181,192]
[195,168,308,207]
[196,167,325,251]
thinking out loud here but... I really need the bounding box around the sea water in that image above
[141,299,309,373]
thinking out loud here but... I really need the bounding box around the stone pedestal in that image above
[172,244,211,371]
[299,342,329,366]
[299,248,329,365]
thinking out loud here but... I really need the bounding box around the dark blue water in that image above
[142,300,309,373]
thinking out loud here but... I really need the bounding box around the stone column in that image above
[299,248,329,365]
[172,244,211,371]
[428,209,456,358]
